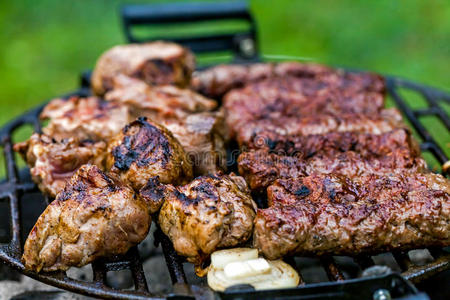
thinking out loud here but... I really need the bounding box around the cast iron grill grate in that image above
[0,2,449,299]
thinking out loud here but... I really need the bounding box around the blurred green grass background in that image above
[0,0,449,172]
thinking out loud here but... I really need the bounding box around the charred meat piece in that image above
[105,75,226,175]
[192,61,383,99]
[92,41,195,95]
[254,173,450,259]
[14,134,106,198]
[239,149,427,194]
[105,75,217,120]
[106,117,193,191]
[243,125,419,154]
[22,165,150,272]
[224,76,386,140]
[236,108,404,148]
[140,173,257,270]
[238,129,423,192]
[41,96,130,141]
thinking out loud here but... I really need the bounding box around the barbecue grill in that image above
[1,2,449,299]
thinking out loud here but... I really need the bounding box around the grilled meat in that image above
[106,117,193,191]
[105,75,226,175]
[41,96,130,141]
[240,149,427,194]
[236,108,404,148]
[224,76,386,141]
[92,41,195,95]
[192,61,383,99]
[254,173,450,259]
[238,129,423,192]
[22,165,150,272]
[242,125,419,154]
[140,173,257,269]
[162,112,227,176]
[105,75,217,120]
[14,134,106,197]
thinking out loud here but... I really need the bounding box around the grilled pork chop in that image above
[22,165,150,272]
[254,173,450,259]
[106,117,193,191]
[140,173,257,271]
[14,134,106,197]
[92,41,195,95]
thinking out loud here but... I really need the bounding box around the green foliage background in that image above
[0,0,449,170]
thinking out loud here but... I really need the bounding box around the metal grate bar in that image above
[284,257,305,285]
[354,255,375,270]
[92,261,107,285]
[393,252,413,271]
[386,78,449,167]
[321,257,344,281]
[3,137,18,184]
[128,247,149,292]
[157,228,187,285]
[421,91,450,130]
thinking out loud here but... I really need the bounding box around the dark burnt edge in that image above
[0,78,449,298]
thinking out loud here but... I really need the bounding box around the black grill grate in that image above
[0,73,449,300]
[1,1,449,298]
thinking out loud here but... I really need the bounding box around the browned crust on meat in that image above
[22,165,150,272]
[106,117,193,190]
[254,173,450,259]
[238,129,425,192]
[155,173,257,267]
[40,96,130,142]
[192,61,384,99]
[92,41,195,95]
[13,133,106,197]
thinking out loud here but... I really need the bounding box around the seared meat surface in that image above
[236,108,404,148]
[140,173,257,269]
[41,96,130,141]
[224,76,385,139]
[14,134,106,197]
[22,165,150,272]
[238,129,423,191]
[105,75,217,120]
[105,75,226,175]
[240,149,427,194]
[162,112,227,175]
[92,41,195,95]
[242,126,419,154]
[254,173,450,259]
[106,117,193,190]
[192,61,384,99]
